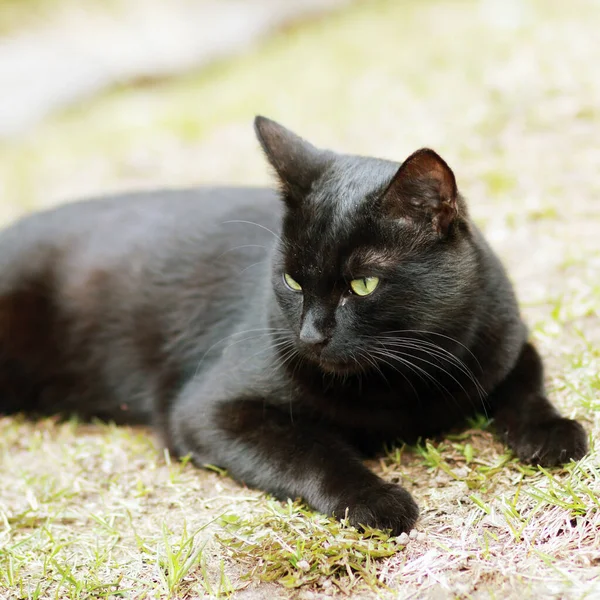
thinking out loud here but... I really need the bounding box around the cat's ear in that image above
[254,116,329,200]
[381,148,459,235]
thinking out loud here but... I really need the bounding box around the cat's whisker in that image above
[194,328,291,377]
[222,220,282,244]
[216,244,268,260]
[393,342,489,417]
[371,349,442,397]
[378,337,487,398]
[229,336,296,374]
[373,347,471,418]
[374,345,465,396]
[375,336,489,416]
[381,329,484,373]
[367,349,422,399]
[237,260,270,276]
[278,347,301,371]
[351,352,364,395]
[371,346,474,417]
[376,335,485,387]
[358,350,394,394]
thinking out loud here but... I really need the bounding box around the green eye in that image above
[350,276,380,296]
[283,273,302,291]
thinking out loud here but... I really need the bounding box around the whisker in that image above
[237,260,269,276]
[376,346,465,395]
[375,336,489,417]
[358,350,395,394]
[234,337,296,373]
[194,327,290,376]
[381,329,483,372]
[368,349,424,399]
[378,338,487,398]
[373,345,483,418]
[405,344,487,410]
[373,347,471,416]
[278,346,301,370]
[216,244,268,260]
[222,220,282,244]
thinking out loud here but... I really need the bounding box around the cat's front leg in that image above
[491,342,588,466]
[169,382,418,535]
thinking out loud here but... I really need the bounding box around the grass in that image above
[1,0,600,598]
[217,501,405,592]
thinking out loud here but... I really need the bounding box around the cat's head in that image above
[255,116,479,375]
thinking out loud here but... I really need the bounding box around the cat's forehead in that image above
[297,156,399,239]
[282,156,404,275]
[283,222,401,281]
[312,155,399,213]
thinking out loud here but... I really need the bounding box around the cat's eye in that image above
[350,276,380,297]
[283,273,302,292]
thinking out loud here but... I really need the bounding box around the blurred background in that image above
[0,0,599,319]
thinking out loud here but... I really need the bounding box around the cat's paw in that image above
[512,418,588,466]
[334,483,419,536]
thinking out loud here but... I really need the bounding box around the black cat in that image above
[0,117,587,535]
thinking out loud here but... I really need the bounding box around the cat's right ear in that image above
[254,116,329,202]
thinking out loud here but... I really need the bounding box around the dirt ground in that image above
[0,0,599,598]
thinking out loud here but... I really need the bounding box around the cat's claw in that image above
[512,418,588,467]
[334,483,419,536]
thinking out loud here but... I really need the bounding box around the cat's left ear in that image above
[254,116,330,202]
[381,148,459,235]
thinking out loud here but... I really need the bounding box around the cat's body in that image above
[0,188,280,424]
[0,118,587,534]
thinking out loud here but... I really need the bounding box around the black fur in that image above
[0,117,587,535]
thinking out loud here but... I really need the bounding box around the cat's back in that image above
[0,186,281,297]
[1,187,278,266]
[0,187,281,418]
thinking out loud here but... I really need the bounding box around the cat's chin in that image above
[317,358,360,376]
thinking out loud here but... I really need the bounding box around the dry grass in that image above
[1,0,599,598]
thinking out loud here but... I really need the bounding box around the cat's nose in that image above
[299,316,329,350]
[299,328,328,347]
